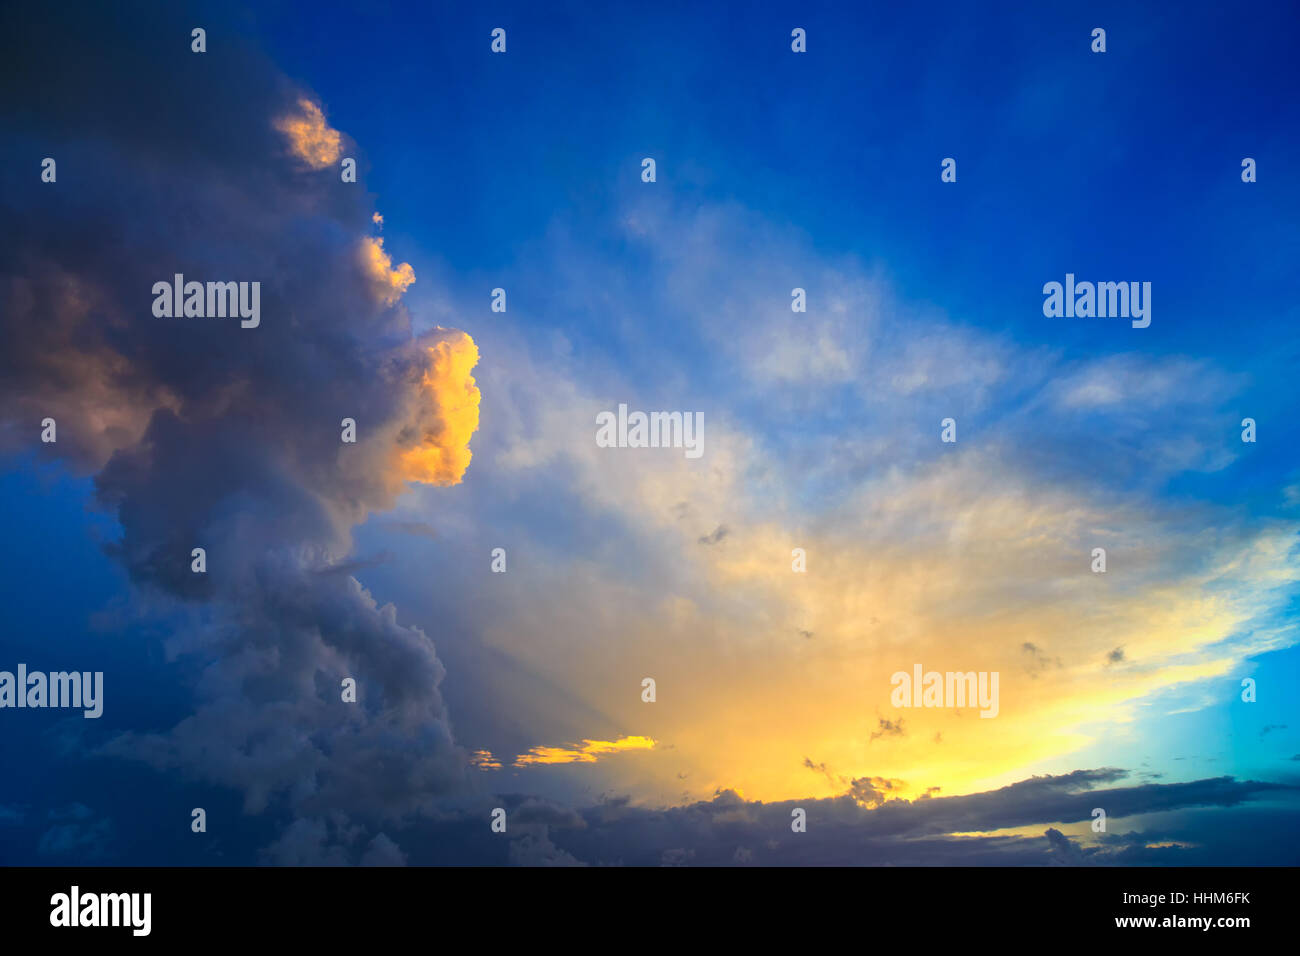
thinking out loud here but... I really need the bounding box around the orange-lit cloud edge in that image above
[274,98,482,493]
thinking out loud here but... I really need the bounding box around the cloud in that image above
[513,736,657,767]
[38,804,114,861]
[260,818,354,866]
[5,5,1299,865]
[697,524,729,545]
[486,771,1298,866]
[360,832,409,866]
[273,98,343,169]
[382,307,1300,808]
[394,332,481,485]
[1022,642,1062,677]
[359,236,417,306]
[469,750,503,770]
[258,815,406,866]
[870,718,906,742]
[511,798,587,828]
[1,5,480,842]
[848,776,906,809]
[408,192,1300,809]
[509,827,586,866]
[1044,827,1089,865]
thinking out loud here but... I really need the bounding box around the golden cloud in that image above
[396,331,481,486]
[469,749,503,770]
[513,735,657,767]
[359,236,416,305]
[273,97,342,169]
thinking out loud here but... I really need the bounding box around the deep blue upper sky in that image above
[254,0,1298,346]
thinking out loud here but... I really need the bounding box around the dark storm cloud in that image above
[485,771,1299,866]
[1,0,477,847]
[1043,827,1088,865]
[511,797,587,828]
[508,827,587,867]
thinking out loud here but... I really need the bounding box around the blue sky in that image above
[1,0,1298,866]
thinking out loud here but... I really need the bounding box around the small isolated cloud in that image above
[513,735,657,767]
[802,757,836,788]
[698,524,729,545]
[394,331,482,486]
[848,775,906,808]
[273,97,342,168]
[469,749,503,770]
[870,717,906,742]
[38,804,113,861]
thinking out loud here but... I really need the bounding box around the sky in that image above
[0,0,1298,866]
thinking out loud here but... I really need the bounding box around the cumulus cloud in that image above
[394,332,481,485]
[1,3,479,844]
[6,4,1298,869]
[509,828,586,867]
[511,798,587,828]
[38,804,115,861]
